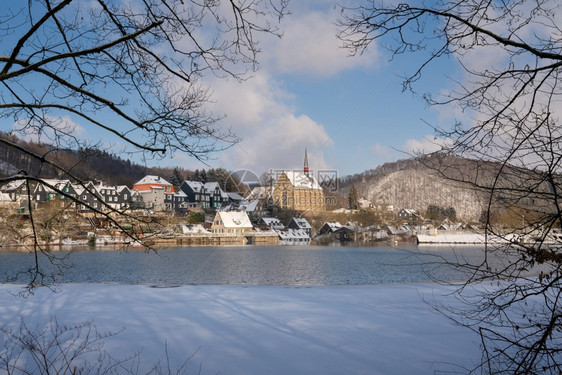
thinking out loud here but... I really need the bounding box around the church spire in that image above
[304,148,309,176]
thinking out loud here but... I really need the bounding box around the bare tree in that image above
[339,1,562,374]
[0,0,288,289]
[0,317,197,374]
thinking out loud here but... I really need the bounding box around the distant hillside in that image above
[339,155,498,222]
[0,133,238,188]
[0,132,172,186]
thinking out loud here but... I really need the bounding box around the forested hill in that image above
[0,132,173,186]
[0,133,242,188]
[339,155,495,222]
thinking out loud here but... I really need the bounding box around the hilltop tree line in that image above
[0,132,244,191]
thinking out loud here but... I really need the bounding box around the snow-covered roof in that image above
[182,180,206,192]
[216,211,252,228]
[227,192,244,201]
[282,171,322,190]
[36,179,70,193]
[135,175,172,186]
[174,190,187,197]
[0,179,26,191]
[116,185,131,193]
[95,183,116,192]
[276,228,310,240]
[238,199,259,212]
[290,217,311,230]
[0,192,12,201]
[323,221,342,230]
[205,182,229,198]
[259,217,285,229]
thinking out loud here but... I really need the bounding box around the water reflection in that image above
[0,245,508,286]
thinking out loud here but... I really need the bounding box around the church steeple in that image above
[304,148,309,176]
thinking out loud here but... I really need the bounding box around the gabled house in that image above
[75,182,103,213]
[137,185,169,212]
[288,217,312,236]
[129,189,144,209]
[205,182,229,208]
[211,210,252,235]
[318,221,342,235]
[33,179,78,206]
[133,175,174,193]
[397,208,421,222]
[276,228,310,245]
[258,217,285,230]
[334,226,356,242]
[96,183,121,210]
[0,179,28,201]
[180,180,211,209]
[237,199,262,214]
[172,190,189,215]
[116,185,137,210]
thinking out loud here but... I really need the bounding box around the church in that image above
[272,150,326,211]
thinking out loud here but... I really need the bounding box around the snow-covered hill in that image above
[340,155,492,222]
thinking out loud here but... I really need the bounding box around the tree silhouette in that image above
[0,0,288,290]
[340,1,562,373]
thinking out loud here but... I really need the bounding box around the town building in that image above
[205,182,230,208]
[211,210,253,235]
[179,180,211,208]
[132,175,174,193]
[397,208,421,223]
[288,217,312,237]
[318,221,342,235]
[258,217,285,230]
[272,150,325,211]
[0,179,28,201]
[276,228,311,245]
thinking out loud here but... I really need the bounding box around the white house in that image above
[211,211,252,235]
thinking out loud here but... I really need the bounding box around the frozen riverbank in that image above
[0,283,480,374]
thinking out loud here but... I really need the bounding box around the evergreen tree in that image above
[169,168,184,187]
[348,185,359,210]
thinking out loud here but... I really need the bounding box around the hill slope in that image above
[340,156,489,222]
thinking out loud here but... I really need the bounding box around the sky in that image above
[195,1,458,178]
[1,0,463,179]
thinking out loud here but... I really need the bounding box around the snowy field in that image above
[0,283,481,374]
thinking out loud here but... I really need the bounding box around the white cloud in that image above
[12,115,85,146]
[264,10,379,77]
[402,135,452,155]
[207,72,332,174]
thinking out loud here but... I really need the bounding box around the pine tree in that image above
[348,185,359,210]
[169,168,184,187]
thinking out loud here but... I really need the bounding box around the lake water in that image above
[0,244,496,286]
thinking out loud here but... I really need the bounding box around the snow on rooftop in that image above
[135,175,172,186]
[283,171,322,190]
[291,218,311,229]
[0,179,26,191]
[217,210,252,228]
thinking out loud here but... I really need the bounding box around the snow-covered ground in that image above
[0,283,481,374]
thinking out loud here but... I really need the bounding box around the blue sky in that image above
[2,0,462,178]
[193,0,460,177]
